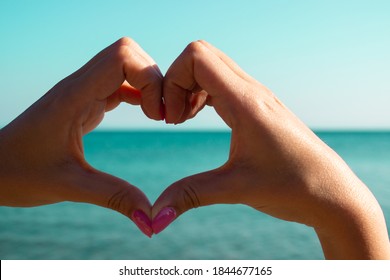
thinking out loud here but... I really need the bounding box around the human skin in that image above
[153,40,390,259]
[1,37,389,258]
[0,37,163,237]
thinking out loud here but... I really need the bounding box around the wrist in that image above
[313,174,390,259]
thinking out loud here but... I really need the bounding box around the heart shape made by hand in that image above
[4,37,382,261]
[0,37,333,238]
[66,37,252,237]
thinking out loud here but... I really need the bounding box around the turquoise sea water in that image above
[1,131,389,260]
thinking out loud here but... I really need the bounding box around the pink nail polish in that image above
[152,207,176,234]
[132,210,153,238]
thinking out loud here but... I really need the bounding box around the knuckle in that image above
[113,44,131,64]
[107,188,132,216]
[196,39,208,46]
[116,36,135,47]
[184,40,207,57]
[112,37,138,63]
[179,178,201,210]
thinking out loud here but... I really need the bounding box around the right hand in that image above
[152,40,390,259]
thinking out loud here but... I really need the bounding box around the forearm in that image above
[314,176,390,259]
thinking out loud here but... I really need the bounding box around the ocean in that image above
[1,131,389,260]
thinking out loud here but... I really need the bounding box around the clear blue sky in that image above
[1,0,389,130]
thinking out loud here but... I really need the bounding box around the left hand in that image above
[0,37,162,237]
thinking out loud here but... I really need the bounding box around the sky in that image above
[1,0,389,130]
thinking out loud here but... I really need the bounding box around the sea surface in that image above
[1,131,390,260]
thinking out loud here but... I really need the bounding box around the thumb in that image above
[66,169,153,238]
[152,166,240,234]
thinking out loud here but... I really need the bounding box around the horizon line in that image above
[90,127,390,133]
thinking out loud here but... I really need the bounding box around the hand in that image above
[153,41,390,259]
[0,37,162,237]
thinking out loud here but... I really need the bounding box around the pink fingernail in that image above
[152,207,176,234]
[132,210,153,238]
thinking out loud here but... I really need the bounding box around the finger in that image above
[66,38,127,81]
[163,40,246,126]
[151,167,240,234]
[120,38,164,120]
[65,169,153,238]
[198,41,256,83]
[105,82,142,112]
[69,37,160,85]
[68,37,163,121]
[186,90,209,120]
[168,90,209,124]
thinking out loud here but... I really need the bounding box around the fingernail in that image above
[152,207,176,234]
[132,210,153,238]
[160,103,165,121]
